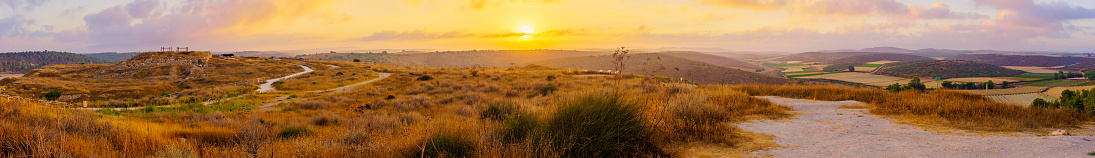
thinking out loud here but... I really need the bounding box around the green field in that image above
[764,62,805,67]
[786,72,845,78]
[1011,73,1055,80]
[1025,80,1091,87]
[782,71,820,74]
[859,64,883,67]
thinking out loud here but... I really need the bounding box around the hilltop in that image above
[1,51,301,106]
[0,51,107,74]
[661,51,763,70]
[947,54,1093,67]
[872,60,1025,79]
[532,53,791,84]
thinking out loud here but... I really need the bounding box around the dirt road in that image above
[738,96,1095,157]
[257,65,314,93]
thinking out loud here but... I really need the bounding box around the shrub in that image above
[417,75,433,81]
[546,75,556,81]
[481,102,518,121]
[299,100,332,110]
[543,92,662,157]
[537,83,558,96]
[392,95,433,111]
[501,113,540,144]
[311,112,345,126]
[43,91,62,101]
[404,131,476,158]
[277,126,313,139]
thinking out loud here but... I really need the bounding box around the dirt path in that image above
[258,72,393,111]
[257,65,314,93]
[738,96,1095,157]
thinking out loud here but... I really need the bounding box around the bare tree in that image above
[236,116,272,158]
[612,47,631,89]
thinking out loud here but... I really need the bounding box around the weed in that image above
[277,126,314,139]
[481,102,518,121]
[502,113,540,144]
[417,75,434,81]
[299,100,332,110]
[404,131,476,158]
[543,91,662,157]
[311,111,345,126]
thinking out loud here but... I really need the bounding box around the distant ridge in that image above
[0,51,106,74]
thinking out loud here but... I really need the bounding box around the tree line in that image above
[0,51,106,73]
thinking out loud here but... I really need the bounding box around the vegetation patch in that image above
[1011,73,1055,80]
[543,92,663,157]
[763,62,804,67]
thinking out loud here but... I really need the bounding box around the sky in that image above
[2,0,1095,53]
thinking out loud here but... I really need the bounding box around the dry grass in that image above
[731,84,1087,131]
[2,58,1087,157]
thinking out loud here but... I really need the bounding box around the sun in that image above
[516,26,537,38]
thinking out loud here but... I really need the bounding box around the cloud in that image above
[700,0,983,20]
[908,2,986,19]
[1,0,49,10]
[973,0,1095,39]
[0,15,35,37]
[361,28,589,41]
[69,0,346,47]
[398,0,561,10]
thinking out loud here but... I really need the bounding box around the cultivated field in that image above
[958,86,1048,95]
[1003,66,1058,73]
[1045,86,1095,98]
[985,93,1056,106]
[794,72,907,85]
[943,77,1019,83]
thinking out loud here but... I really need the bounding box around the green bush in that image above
[404,131,476,158]
[43,91,62,101]
[542,92,662,157]
[501,113,539,144]
[481,102,518,121]
[417,75,433,81]
[277,126,313,139]
[546,75,556,81]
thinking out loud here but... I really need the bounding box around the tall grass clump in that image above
[404,131,477,158]
[501,113,540,144]
[299,100,332,110]
[542,91,663,157]
[481,102,518,121]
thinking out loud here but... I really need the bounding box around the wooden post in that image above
[83,100,87,108]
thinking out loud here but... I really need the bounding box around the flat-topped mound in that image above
[873,60,1025,79]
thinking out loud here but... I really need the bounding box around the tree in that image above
[984,80,995,89]
[1086,71,1095,80]
[941,81,954,89]
[1001,81,1010,88]
[886,83,903,92]
[847,66,855,72]
[353,58,361,62]
[330,51,336,54]
[907,76,926,91]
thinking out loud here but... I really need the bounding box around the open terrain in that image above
[873,60,1026,79]
[739,96,1094,157]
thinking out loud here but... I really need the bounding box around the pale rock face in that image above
[1050,130,1068,136]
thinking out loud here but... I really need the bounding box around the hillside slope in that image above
[661,51,763,70]
[532,53,792,84]
[299,50,609,67]
[769,52,883,62]
[1,51,301,105]
[85,52,140,63]
[872,60,1025,79]
[948,54,1092,67]
[0,51,107,74]
[822,54,935,71]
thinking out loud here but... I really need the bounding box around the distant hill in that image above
[948,54,1093,67]
[769,52,883,62]
[821,54,935,71]
[85,52,140,63]
[0,51,106,74]
[828,53,935,64]
[532,53,792,84]
[299,50,610,67]
[872,60,1025,79]
[660,51,763,70]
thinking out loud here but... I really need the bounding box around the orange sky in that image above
[2,0,1095,53]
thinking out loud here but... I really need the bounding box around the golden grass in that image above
[3,60,1087,157]
[273,61,379,91]
[731,84,1087,132]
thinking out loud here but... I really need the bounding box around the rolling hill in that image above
[947,54,1093,67]
[872,60,1025,79]
[821,54,935,71]
[0,51,107,74]
[660,51,763,70]
[299,50,610,67]
[768,52,884,62]
[532,53,792,84]
[85,52,140,63]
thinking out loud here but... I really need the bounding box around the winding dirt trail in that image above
[257,65,314,93]
[257,73,392,111]
[737,96,1095,157]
